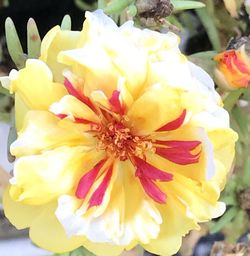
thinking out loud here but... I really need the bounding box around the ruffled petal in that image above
[10,59,67,110]
[15,94,29,131]
[3,186,43,229]
[10,146,98,205]
[83,239,124,256]
[11,111,94,157]
[56,161,162,246]
[208,128,238,189]
[29,202,85,253]
[50,95,99,124]
[142,195,198,256]
[127,84,182,135]
[40,26,81,83]
[59,11,148,98]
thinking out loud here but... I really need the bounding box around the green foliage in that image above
[61,15,72,31]
[5,17,26,69]
[195,7,221,51]
[188,51,217,76]
[52,247,96,256]
[5,17,41,69]
[172,0,205,12]
[0,94,12,123]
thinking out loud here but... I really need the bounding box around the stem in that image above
[223,89,245,112]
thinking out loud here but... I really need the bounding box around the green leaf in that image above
[98,0,107,9]
[7,110,17,162]
[0,85,10,96]
[61,15,72,30]
[223,89,245,112]
[104,0,134,14]
[188,51,217,76]
[126,4,137,17]
[51,247,96,256]
[195,7,221,51]
[232,106,249,140]
[242,87,250,102]
[74,0,97,10]
[27,18,41,58]
[172,0,205,11]
[5,17,26,69]
[209,207,238,234]
[221,195,237,206]
[241,157,250,185]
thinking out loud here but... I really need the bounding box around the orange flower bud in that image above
[214,46,250,90]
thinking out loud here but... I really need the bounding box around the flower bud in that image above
[214,39,250,90]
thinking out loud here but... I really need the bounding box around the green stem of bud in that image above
[224,89,245,112]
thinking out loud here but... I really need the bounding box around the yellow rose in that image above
[2,10,237,256]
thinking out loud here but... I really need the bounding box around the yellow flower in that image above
[3,10,237,256]
[214,45,250,90]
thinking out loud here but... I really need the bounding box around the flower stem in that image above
[223,89,245,112]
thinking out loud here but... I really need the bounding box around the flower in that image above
[2,10,237,256]
[214,45,250,90]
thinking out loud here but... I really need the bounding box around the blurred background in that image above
[0,0,250,256]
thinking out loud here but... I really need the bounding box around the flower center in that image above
[95,121,153,161]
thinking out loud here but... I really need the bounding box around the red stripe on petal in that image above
[134,156,173,181]
[64,78,96,112]
[88,165,113,207]
[109,90,125,115]
[139,177,167,204]
[157,109,186,132]
[74,117,97,125]
[56,114,97,125]
[75,159,106,199]
[56,114,67,119]
[155,140,201,150]
[156,147,200,165]
[234,57,250,74]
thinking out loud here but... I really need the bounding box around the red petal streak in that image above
[64,78,96,112]
[56,114,97,125]
[88,165,113,207]
[134,156,173,181]
[157,109,186,132]
[234,56,250,74]
[109,90,125,115]
[155,140,201,150]
[56,114,67,119]
[156,147,200,165]
[139,177,167,204]
[75,159,106,199]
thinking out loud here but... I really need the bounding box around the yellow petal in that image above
[166,173,224,222]
[208,128,238,189]
[59,11,148,98]
[83,239,124,256]
[146,125,208,182]
[40,26,81,83]
[143,194,197,256]
[10,146,90,205]
[29,202,85,253]
[50,95,98,123]
[3,186,43,229]
[10,59,66,110]
[11,110,93,157]
[15,94,29,131]
[127,84,182,135]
